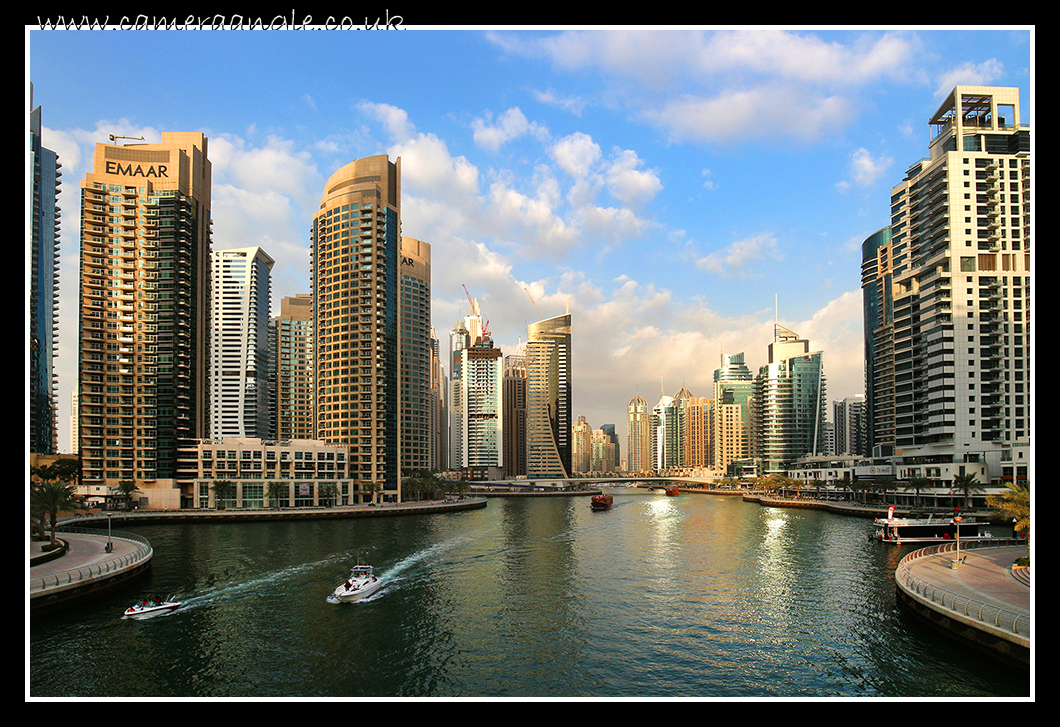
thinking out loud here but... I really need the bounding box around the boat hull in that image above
[334,578,383,602]
[123,603,180,619]
[590,494,613,510]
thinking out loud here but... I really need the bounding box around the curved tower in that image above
[311,155,401,500]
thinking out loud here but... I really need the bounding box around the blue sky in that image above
[28,26,1033,454]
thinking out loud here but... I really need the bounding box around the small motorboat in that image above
[334,564,384,602]
[590,493,613,510]
[123,592,181,619]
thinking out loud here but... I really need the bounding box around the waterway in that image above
[28,490,1029,698]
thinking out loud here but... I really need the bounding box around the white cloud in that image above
[605,149,662,208]
[837,147,893,192]
[471,107,548,151]
[695,232,783,277]
[550,131,601,179]
[934,59,1005,98]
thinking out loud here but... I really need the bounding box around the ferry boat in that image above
[334,564,384,602]
[664,487,679,496]
[590,493,613,510]
[871,508,993,544]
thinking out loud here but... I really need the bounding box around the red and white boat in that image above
[123,593,181,619]
[590,493,613,510]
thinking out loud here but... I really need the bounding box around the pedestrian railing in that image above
[30,527,153,593]
[895,539,1029,638]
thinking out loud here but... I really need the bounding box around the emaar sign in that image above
[105,160,169,178]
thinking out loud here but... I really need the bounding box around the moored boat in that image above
[871,510,993,544]
[123,593,180,619]
[590,493,613,510]
[334,564,384,602]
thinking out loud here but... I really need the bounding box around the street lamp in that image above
[106,512,113,553]
[950,512,962,569]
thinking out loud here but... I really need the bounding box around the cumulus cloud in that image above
[550,131,602,179]
[471,107,549,151]
[605,149,662,208]
[934,59,1005,98]
[836,147,893,192]
[695,232,783,277]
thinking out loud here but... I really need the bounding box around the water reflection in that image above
[29,492,1029,698]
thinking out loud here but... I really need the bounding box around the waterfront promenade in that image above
[895,541,1030,667]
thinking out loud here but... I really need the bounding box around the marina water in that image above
[29,490,1029,698]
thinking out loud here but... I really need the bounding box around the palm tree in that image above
[31,461,82,542]
[951,473,984,509]
[32,477,80,546]
[116,479,140,510]
[902,476,931,508]
[211,480,236,509]
[318,482,338,507]
[266,481,289,508]
[987,481,1030,542]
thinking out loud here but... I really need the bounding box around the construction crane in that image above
[462,284,490,339]
[524,287,543,319]
[109,134,145,144]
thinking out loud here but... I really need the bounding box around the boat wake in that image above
[178,554,351,612]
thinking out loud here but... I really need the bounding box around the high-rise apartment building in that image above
[713,352,754,474]
[502,349,527,478]
[590,427,617,473]
[399,237,432,473]
[860,226,894,455]
[684,396,713,468]
[273,294,315,440]
[29,86,62,455]
[526,313,572,479]
[429,327,449,471]
[310,155,401,500]
[209,246,274,438]
[572,414,592,473]
[626,393,651,473]
[77,132,211,502]
[868,86,1031,481]
[600,423,620,471]
[461,334,503,472]
[650,394,678,471]
[753,324,827,477]
[833,395,867,457]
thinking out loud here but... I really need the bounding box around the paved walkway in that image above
[29,533,146,593]
[901,544,1030,617]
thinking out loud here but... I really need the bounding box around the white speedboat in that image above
[123,593,181,619]
[333,564,384,602]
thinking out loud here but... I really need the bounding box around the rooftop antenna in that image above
[109,134,145,144]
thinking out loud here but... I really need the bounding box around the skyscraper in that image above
[525,313,571,479]
[753,324,827,477]
[502,349,527,478]
[713,352,754,475]
[399,237,432,473]
[572,415,592,473]
[77,132,212,501]
[626,393,651,474]
[311,155,401,499]
[209,246,274,438]
[870,86,1030,481]
[833,395,867,457]
[29,85,61,455]
[860,226,894,455]
[273,294,315,440]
